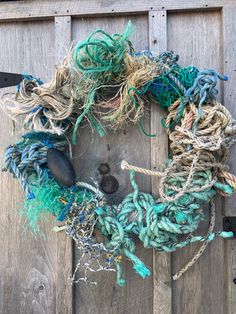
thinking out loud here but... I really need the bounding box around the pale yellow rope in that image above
[121,160,163,177]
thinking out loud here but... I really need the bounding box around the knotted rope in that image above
[2,132,66,198]
[1,65,78,135]
[119,69,236,280]
[55,170,232,285]
[2,22,236,286]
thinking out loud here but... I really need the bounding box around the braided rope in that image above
[173,199,216,280]
[3,139,66,197]
[2,23,236,286]
[121,160,163,177]
[116,70,236,281]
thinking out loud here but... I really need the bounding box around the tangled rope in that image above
[2,22,236,286]
[1,65,79,135]
[119,70,236,280]
[2,132,66,198]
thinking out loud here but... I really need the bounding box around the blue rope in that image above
[185,69,228,130]
[17,74,43,92]
[3,133,66,198]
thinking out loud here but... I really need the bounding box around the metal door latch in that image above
[0,72,23,88]
[223,217,236,237]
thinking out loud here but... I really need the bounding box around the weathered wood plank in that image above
[0,20,55,314]
[222,6,236,314]
[0,0,236,21]
[168,10,225,314]
[54,16,73,314]
[0,3,235,314]
[55,16,72,62]
[222,10,236,215]
[71,15,153,314]
[149,10,172,314]
[0,19,71,314]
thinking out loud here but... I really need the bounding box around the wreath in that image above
[2,21,236,286]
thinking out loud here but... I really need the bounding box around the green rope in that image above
[72,22,134,143]
[4,22,235,287]
[93,170,234,285]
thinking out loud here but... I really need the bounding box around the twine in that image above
[2,22,236,286]
[1,65,79,135]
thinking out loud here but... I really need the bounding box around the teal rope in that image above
[4,24,235,287]
[3,135,66,199]
[72,22,133,143]
[92,171,234,285]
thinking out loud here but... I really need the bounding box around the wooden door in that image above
[0,1,236,313]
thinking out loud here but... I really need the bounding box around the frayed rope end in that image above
[133,262,151,278]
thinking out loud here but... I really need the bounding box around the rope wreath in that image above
[1,21,236,286]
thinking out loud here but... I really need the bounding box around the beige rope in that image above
[121,98,236,280]
[53,225,66,232]
[173,199,216,280]
[1,64,80,135]
[121,160,163,177]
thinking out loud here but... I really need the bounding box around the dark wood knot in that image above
[98,163,110,175]
[100,175,119,194]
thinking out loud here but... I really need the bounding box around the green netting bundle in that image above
[20,178,72,234]
[148,66,199,109]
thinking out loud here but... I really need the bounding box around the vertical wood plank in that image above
[0,4,235,314]
[0,18,73,314]
[0,20,58,314]
[72,15,153,314]
[222,6,236,314]
[168,10,225,314]
[54,16,73,314]
[149,10,172,314]
[55,16,72,62]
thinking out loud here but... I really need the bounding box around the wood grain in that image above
[55,16,72,63]
[149,10,172,314]
[54,16,73,314]
[0,0,236,21]
[0,20,55,314]
[168,10,226,314]
[222,7,236,314]
[0,2,236,314]
[0,19,72,314]
[71,15,153,314]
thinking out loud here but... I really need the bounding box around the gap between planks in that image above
[54,16,73,314]
[0,0,234,21]
[222,6,236,314]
